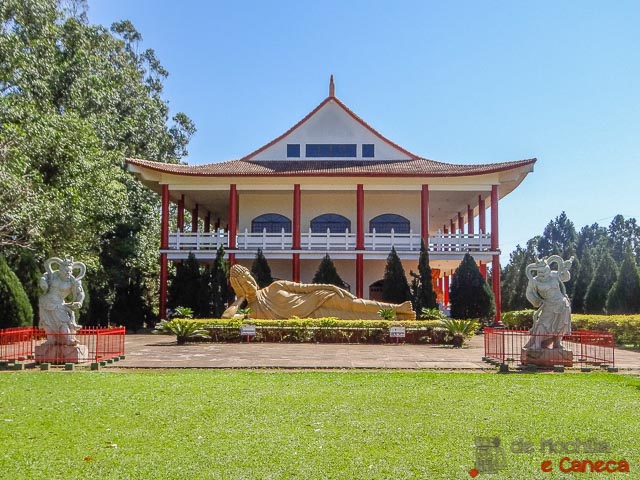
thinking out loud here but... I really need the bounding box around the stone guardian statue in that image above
[36,257,89,363]
[521,255,574,366]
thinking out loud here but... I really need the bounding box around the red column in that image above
[491,185,501,322]
[229,184,237,265]
[450,219,456,234]
[458,212,464,233]
[479,195,486,234]
[159,185,169,320]
[444,274,449,305]
[191,204,199,233]
[480,263,487,280]
[293,184,301,281]
[421,184,429,242]
[204,212,211,233]
[467,205,474,234]
[356,254,364,298]
[356,184,364,249]
[177,195,185,232]
[356,185,364,297]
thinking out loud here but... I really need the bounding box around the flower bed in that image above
[168,318,457,344]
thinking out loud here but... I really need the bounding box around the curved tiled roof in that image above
[126,156,537,178]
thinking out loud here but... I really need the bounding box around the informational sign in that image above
[389,326,406,338]
[240,325,257,337]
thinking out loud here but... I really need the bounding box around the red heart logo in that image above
[469,469,479,478]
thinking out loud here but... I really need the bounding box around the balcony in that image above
[167,229,492,258]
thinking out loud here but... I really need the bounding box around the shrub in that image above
[501,310,535,329]
[606,250,640,314]
[440,319,478,347]
[0,255,33,328]
[312,254,348,289]
[378,308,396,320]
[153,318,208,345]
[382,247,411,303]
[450,253,495,322]
[421,307,446,320]
[251,248,273,288]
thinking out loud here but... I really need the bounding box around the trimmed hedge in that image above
[501,310,640,347]
[166,318,462,345]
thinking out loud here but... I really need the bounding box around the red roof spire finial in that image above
[329,74,335,97]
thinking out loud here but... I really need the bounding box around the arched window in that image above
[310,214,351,233]
[251,213,292,233]
[369,214,410,234]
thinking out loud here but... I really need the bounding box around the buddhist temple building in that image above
[127,77,536,319]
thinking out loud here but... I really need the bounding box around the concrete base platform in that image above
[521,348,573,367]
[35,343,89,364]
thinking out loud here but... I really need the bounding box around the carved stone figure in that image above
[38,257,86,346]
[521,255,574,366]
[223,265,416,320]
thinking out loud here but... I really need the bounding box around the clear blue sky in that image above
[89,0,640,263]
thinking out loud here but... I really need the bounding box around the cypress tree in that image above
[409,239,437,315]
[584,252,618,314]
[606,250,640,314]
[0,255,33,328]
[449,253,495,320]
[210,246,230,317]
[110,277,155,330]
[251,249,273,288]
[381,247,411,303]
[312,254,347,289]
[571,248,594,313]
[168,253,203,313]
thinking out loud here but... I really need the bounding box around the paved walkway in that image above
[116,334,640,370]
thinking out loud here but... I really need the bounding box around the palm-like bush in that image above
[440,319,478,347]
[378,308,396,320]
[153,319,208,345]
[421,307,446,320]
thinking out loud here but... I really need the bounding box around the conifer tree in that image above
[584,252,618,314]
[450,253,495,320]
[410,239,437,315]
[210,246,230,317]
[168,253,203,314]
[251,249,273,288]
[0,255,33,328]
[312,254,347,289]
[381,247,412,304]
[606,249,640,314]
[571,248,594,313]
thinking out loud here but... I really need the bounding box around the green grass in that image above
[0,371,639,479]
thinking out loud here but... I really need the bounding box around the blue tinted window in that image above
[370,214,410,234]
[252,213,292,233]
[306,144,357,157]
[310,214,351,233]
[287,144,300,158]
[362,144,375,158]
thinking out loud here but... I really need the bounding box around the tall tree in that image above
[209,246,229,318]
[571,248,595,314]
[381,247,411,304]
[606,249,640,314]
[0,255,33,328]
[537,212,577,259]
[168,254,204,315]
[312,254,347,289]
[409,239,437,315]
[0,0,195,320]
[450,253,495,320]
[608,215,640,265]
[251,249,273,288]
[501,237,539,311]
[584,252,618,314]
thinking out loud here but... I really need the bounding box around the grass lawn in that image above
[0,371,638,479]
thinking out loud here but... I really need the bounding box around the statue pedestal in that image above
[521,348,573,367]
[35,343,90,364]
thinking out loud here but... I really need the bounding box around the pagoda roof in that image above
[126,156,537,178]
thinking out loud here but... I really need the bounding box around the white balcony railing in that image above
[167,229,492,253]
